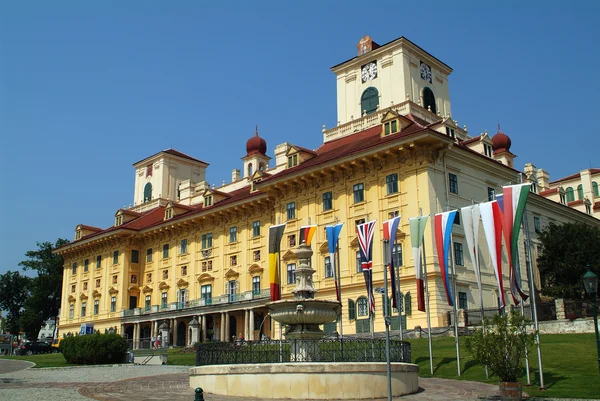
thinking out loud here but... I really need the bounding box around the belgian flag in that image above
[268,223,286,301]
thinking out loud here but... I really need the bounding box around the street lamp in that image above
[582,264,599,374]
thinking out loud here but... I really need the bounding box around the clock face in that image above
[420,61,432,83]
[361,61,378,83]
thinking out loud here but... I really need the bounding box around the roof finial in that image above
[498,123,501,133]
[255,125,259,136]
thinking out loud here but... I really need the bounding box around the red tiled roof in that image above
[460,136,481,146]
[133,148,209,166]
[550,168,600,184]
[261,123,431,184]
[539,188,559,196]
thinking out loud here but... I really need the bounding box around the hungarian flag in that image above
[382,216,401,309]
[268,223,286,301]
[434,210,457,307]
[356,220,377,315]
[299,225,317,247]
[501,184,531,305]
[480,201,506,308]
[461,205,483,304]
[409,215,428,312]
[326,223,344,301]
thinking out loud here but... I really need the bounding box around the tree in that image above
[537,222,600,300]
[0,271,32,335]
[19,239,69,323]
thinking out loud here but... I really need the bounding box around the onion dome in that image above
[245,128,267,156]
[492,128,512,153]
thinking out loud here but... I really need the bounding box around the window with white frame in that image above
[287,263,296,284]
[357,297,368,317]
[325,256,334,278]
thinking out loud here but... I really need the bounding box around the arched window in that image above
[593,181,599,197]
[422,87,437,114]
[565,187,575,202]
[577,184,584,200]
[259,162,265,171]
[356,297,368,317]
[360,87,379,115]
[143,183,152,202]
[248,163,253,177]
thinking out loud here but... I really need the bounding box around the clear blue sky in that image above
[1,1,598,275]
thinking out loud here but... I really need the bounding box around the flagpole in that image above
[383,239,392,401]
[422,222,433,376]
[476,246,488,379]
[278,246,283,362]
[335,220,344,339]
[523,205,545,390]
[395,236,403,341]
[449,232,461,376]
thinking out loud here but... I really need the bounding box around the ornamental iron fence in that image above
[195,337,411,366]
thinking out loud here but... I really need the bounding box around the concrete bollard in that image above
[194,387,204,401]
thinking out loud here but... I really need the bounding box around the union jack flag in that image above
[356,220,377,315]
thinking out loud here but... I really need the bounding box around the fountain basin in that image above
[189,362,419,399]
[268,299,340,326]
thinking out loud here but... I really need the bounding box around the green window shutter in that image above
[348,299,356,320]
[404,292,412,316]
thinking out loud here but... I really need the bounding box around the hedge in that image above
[60,333,128,365]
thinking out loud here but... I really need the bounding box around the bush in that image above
[60,333,128,365]
[465,312,535,382]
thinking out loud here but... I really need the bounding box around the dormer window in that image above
[205,195,213,207]
[383,120,398,135]
[115,215,123,226]
[165,209,173,220]
[445,127,455,138]
[75,230,81,240]
[483,143,493,157]
[287,154,298,168]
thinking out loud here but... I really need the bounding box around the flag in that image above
[434,210,458,307]
[480,201,506,308]
[299,225,318,247]
[382,216,401,308]
[461,205,483,303]
[268,223,286,301]
[356,220,377,315]
[326,223,344,302]
[502,184,531,305]
[409,215,429,312]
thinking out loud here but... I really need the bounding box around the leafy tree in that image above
[0,271,32,335]
[537,222,600,300]
[18,239,69,328]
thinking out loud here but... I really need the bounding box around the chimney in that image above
[536,168,550,191]
[232,169,241,182]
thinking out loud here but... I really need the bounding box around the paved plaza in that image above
[1,358,592,401]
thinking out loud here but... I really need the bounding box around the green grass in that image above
[0,353,73,368]
[409,333,600,399]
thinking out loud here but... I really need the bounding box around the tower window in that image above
[143,183,152,202]
[422,87,437,114]
[360,87,379,115]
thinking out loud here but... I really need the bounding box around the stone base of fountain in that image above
[189,362,419,399]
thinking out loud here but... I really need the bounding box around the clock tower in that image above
[331,36,453,126]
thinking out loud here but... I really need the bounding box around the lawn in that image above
[409,333,600,399]
[0,352,73,368]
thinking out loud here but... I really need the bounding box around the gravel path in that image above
[0,362,189,401]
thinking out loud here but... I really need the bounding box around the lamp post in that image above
[582,264,599,374]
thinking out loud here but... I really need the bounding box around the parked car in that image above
[14,341,55,355]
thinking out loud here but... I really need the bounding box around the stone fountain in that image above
[267,241,341,361]
[189,241,419,399]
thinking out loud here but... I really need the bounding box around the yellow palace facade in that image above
[55,35,599,348]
